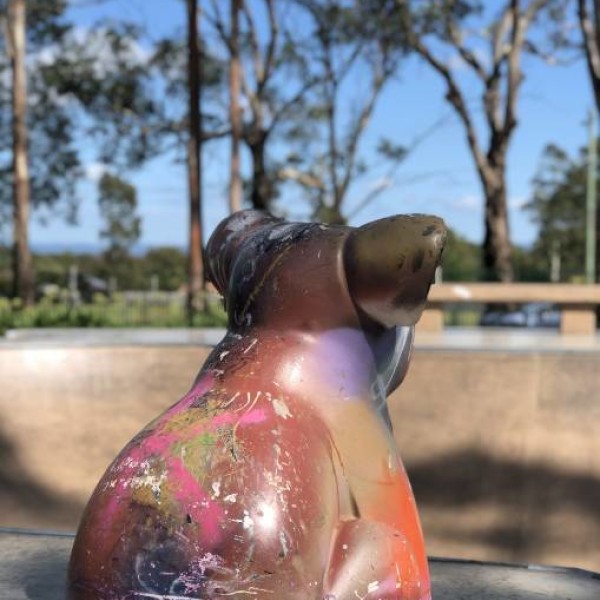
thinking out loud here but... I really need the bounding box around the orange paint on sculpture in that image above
[68,210,446,599]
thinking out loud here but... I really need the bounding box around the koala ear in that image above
[343,214,446,328]
[206,210,273,294]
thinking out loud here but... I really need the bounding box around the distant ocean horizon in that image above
[27,243,186,256]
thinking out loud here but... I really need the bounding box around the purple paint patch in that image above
[311,328,374,397]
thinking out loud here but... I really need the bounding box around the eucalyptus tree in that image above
[276,0,410,224]
[206,0,319,211]
[98,173,141,261]
[149,1,226,316]
[390,0,570,282]
[4,0,33,303]
[0,0,163,303]
[579,0,600,113]
[525,143,591,282]
[185,0,204,316]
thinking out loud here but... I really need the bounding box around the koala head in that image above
[207,210,445,333]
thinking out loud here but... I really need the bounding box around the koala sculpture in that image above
[69,210,446,600]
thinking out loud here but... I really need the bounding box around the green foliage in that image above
[440,228,551,282]
[524,143,589,282]
[141,247,188,291]
[0,0,81,224]
[0,293,227,330]
[0,2,164,229]
[275,0,408,222]
[377,139,407,162]
[0,244,190,298]
[440,228,481,281]
[98,173,141,256]
[150,36,224,133]
[513,245,551,282]
[42,22,165,168]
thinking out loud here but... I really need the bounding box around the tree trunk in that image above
[578,0,600,115]
[482,174,514,282]
[250,136,271,211]
[9,0,34,306]
[229,0,242,214]
[186,0,205,320]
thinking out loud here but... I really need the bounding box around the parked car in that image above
[480,302,560,328]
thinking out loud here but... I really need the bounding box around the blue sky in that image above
[27,0,594,250]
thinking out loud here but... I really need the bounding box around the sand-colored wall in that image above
[0,344,598,571]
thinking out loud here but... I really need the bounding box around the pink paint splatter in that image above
[167,456,224,544]
[211,407,268,428]
[162,373,215,422]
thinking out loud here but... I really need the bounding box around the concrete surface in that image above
[1,328,599,572]
[1,530,599,600]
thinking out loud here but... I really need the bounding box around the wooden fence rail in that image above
[421,283,600,335]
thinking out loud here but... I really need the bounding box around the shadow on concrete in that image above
[19,548,69,600]
[407,447,600,558]
[0,424,83,530]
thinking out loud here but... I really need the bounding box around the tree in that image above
[97,173,141,290]
[207,0,318,211]
[5,0,33,304]
[229,0,243,213]
[579,0,600,113]
[113,2,228,318]
[395,0,569,282]
[98,173,141,259]
[441,229,481,281]
[47,22,167,169]
[277,0,408,224]
[141,247,187,292]
[0,1,165,303]
[524,143,589,282]
[186,0,206,317]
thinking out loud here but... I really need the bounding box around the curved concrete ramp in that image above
[0,328,599,572]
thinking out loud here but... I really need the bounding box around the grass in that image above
[0,293,228,331]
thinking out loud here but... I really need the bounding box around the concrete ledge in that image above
[2,327,226,347]
[3,530,599,600]
[1,329,599,572]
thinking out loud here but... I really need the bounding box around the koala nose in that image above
[344,214,447,328]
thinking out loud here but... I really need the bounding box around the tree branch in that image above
[269,76,319,128]
[205,0,234,54]
[346,114,450,221]
[483,5,512,135]
[337,61,387,206]
[240,0,265,88]
[408,31,489,180]
[263,0,279,84]
[319,36,341,207]
[503,0,549,147]
[447,19,487,80]
[1,12,15,59]
[578,0,600,112]
[276,166,325,190]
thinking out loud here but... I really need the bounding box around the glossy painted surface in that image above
[68,210,446,599]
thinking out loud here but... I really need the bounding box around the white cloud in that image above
[509,196,528,210]
[31,25,150,76]
[84,162,110,182]
[452,194,528,211]
[452,194,480,210]
[367,176,393,193]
